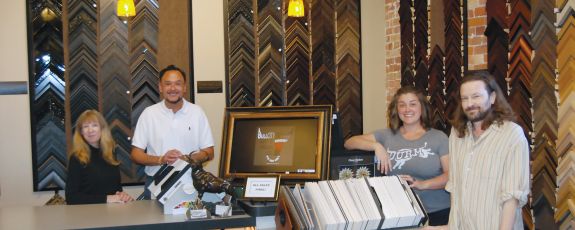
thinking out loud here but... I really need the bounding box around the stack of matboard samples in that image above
[275,176,427,229]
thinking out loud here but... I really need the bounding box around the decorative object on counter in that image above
[185,194,233,219]
[338,168,353,180]
[45,190,66,205]
[151,157,236,215]
[204,195,234,217]
[186,197,210,219]
[183,154,235,200]
[355,166,371,179]
[337,166,372,180]
[150,160,196,215]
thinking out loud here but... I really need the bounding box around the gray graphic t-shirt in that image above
[374,128,450,213]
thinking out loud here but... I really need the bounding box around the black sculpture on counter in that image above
[182,154,235,200]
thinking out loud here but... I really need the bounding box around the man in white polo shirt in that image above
[131,65,214,199]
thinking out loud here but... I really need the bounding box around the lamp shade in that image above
[287,0,305,17]
[40,7,58,22]
[117,0,136,18]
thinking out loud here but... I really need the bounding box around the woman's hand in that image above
[399,174,427,190]
[107,191,134,203]
[116,191,134,202]
[344,134,391,174]
[374,143,392,174]
[107,194,122,203]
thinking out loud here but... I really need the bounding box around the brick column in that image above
[467,0,488,70]
[385,0,401,101]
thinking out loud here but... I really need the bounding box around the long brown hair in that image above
[70,110,119,166]
[387,86,432,134]
[451,71,516,138]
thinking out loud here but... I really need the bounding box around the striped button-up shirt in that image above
[446,121,529,230]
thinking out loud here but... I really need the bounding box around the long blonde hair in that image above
[70,110,119,166]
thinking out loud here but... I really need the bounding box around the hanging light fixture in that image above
[117,0,136,19]
[287,0,305,17]
[40,7,58,22]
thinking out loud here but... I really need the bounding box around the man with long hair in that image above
[440,71,529,229]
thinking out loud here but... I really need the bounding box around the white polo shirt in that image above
[132,99,214,176]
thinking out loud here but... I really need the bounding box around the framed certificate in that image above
[243,175,281,201]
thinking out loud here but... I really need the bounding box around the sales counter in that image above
[0,200,255,229]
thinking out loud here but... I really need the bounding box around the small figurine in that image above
[181,154,235,200]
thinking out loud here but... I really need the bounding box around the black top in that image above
[65,145,122,205]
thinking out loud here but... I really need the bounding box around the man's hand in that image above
[184,150,208,165]
[161,149,183,165]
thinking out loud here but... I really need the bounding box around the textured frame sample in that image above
[225,0,362,140]
[27,0,67,191]
[556,0,575,228]
[27,0,193,191]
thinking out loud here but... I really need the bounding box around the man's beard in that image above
[465,106,491,122]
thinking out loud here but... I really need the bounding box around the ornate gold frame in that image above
[219,105,332,184]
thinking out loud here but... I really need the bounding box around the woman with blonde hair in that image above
[65,109,133,204]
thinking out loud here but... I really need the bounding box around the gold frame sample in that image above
[219,105,332,184]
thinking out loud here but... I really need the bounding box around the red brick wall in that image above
[467,0,487,70]
[385,0,401,101]
[385,0,489,93]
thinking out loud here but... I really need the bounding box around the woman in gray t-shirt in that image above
[344,86,450,226]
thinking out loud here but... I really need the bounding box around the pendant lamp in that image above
[117,0,136,19]
[287,0,305,17]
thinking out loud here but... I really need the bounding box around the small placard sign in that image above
[243,175,280,201]
[187,209,208,219]
[215,205,232,217]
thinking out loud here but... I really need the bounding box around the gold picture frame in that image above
[219,106,332,184]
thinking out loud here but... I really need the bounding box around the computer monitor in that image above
[219,106,332,184]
